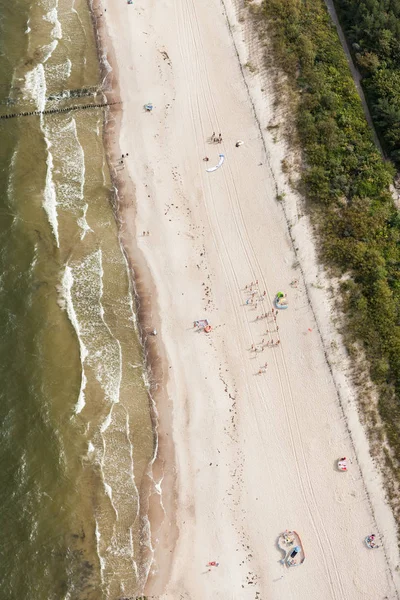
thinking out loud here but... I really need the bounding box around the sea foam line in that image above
[62,266,88,414]
[43,5,62,40]
[97,249,123,406]
[95,520,106,585]
[43,140,60,248]
[24,63,46,112]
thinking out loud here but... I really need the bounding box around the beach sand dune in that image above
[104,0,399,597]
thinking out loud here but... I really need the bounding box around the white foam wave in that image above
[43,117,91,238]
[46,59,72,84]
[62,266,89,413]
[24,63,46,112]
[65,250,122,404]
[120,246,138,327]
[100,409,112,433]
[43,7,62,40]
[43,141,60,247]
[77,204,93,239]
[125,413,140,504]
[104,482,119,520]
[42,40,58,63]
[95,520,105,584]
[6,148,18,206]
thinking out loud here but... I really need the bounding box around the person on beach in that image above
[211,132,215,142]
[203,156,209,162]
[218,133,222,143]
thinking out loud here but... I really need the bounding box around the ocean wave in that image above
[43,6,62,40]
[125,412,139,500]
[95,520,105,585]
[104,482,119,520]
[24,63,46,112]
[6,148,18,209]
[42,40,58,64]
[44,117,92,238]
[42,138,60,247]
[63,250,122,405]
[46,58,72,83]
[62,266,88,414]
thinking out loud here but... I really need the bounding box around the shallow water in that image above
[0,1,154,597]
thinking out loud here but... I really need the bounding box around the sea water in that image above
[0,1,155,598]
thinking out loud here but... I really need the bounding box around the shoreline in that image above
[89,0,178,592]
[92,0,400,597]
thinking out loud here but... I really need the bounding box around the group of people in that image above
[211,132,222,143]
[243,280,282,373]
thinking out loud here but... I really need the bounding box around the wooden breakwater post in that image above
[0,101,121,120]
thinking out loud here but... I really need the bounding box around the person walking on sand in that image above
[218,133,222,143]
[211,131,215,142]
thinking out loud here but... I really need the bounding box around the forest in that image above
[250,0,400,487]
[334,0,400,165]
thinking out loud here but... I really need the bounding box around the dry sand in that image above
[102,0,400,597]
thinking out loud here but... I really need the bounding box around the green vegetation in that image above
[333,0,400,164]
[250,0,400,480]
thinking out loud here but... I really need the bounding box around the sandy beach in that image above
[102,0,400,597]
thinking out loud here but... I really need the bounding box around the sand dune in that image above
[103,0,400,597]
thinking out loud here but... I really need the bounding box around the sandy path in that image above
[104,0,399,597]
